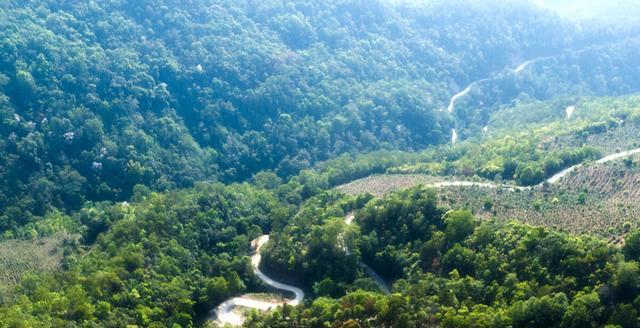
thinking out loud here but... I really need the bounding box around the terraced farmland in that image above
[436,182,639,243]
[336,157,640,240]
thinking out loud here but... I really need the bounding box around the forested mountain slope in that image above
[3,0,640,234]
[453,37,640,135]
[4,2,640,326]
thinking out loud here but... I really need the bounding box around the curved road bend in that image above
[212,147,640,325]
[421,148,640,190]
[211,235,303,326]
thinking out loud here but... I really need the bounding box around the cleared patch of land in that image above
[204,293,287,328]
[548,124,640,154]
[336,159,640,241]
[0,234,68,303]
[336,174,444,197]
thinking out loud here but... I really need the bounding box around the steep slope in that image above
[2,0,633,234]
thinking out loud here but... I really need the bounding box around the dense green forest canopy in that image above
[2,0,640,234]
[0,182,296,326]
[5,180,640,327]
[2,1,640,327]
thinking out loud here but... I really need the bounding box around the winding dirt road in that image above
[445,36,640,143]
[211,220,389,326]
[337,147,640,197]
[431,148,640,189]
[446,56,542,115]
[440,147,640,189]
[445,58,538,143]
[447,78,490,113]
[211,235,303,327]
[513,56,553,74]
[447,84,474,113]
[541,147,640,186]
[212,147,640,326]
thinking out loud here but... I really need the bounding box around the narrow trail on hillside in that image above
[513,56,553,74]
[448,36,640,117]
[345,213,391,295]
[445,57,538,143]
[445,36,640,144]
[447,58,536,114]
[447,79,489,113]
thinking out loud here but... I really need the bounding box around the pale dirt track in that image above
[212,147,640,326]
[211,235,303,327]
[336,147,640,197]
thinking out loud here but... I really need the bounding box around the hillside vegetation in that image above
[251,187,640,328]
[0,234,69,303]
[2,1,640,327]
[2,0,640,235]
[0,182,298,326]
[334,95,640,238]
